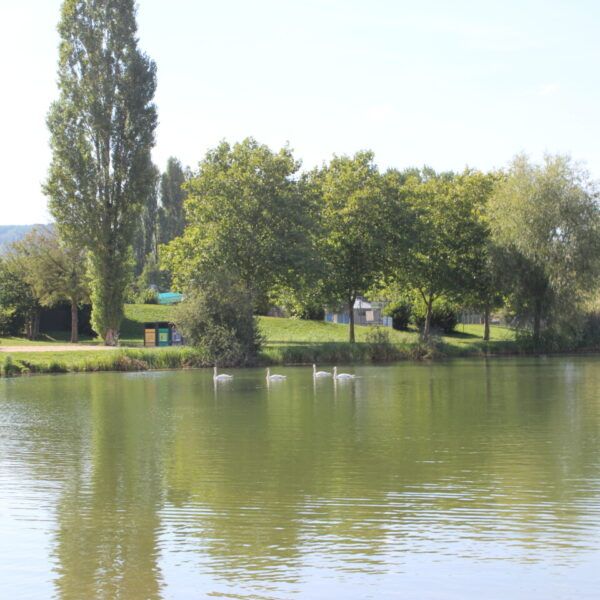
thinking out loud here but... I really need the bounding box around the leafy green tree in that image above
[449,171,502,341]
[174,273,263,366]
[11,227,88,343]
[158,157,188,245]
[472,242,506,342]
[0,253,42,339]
[396,170,486,341]
[45,0,157,345]
[162,139,316,308]
[135,253,172,294]
[412,296,459,334]
[488,154,600,343]
[317,151,395,343]
[133,165,160,276]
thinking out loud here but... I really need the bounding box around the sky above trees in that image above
[2,0,600,224]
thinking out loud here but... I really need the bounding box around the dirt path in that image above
[0,345,118,353]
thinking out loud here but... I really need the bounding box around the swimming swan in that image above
[333,367,356,380]
[213,366,233,382]
[266,368,287,381]
[313,364,332,378]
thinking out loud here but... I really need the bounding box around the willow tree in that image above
[488,154,600,343]
[45,0,157,345]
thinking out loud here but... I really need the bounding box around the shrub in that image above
[113,354,149,371]
[407,338,443,360]
[46,360,68,374]
[365,327,400,362]
[137,288,158,305]
[384,300,412,330]
[413,297,458,334]
[579,311,600,349]
[1,355,21,377]
[0,306,17,336]
[175,274,263,366]
[268,285,326,320]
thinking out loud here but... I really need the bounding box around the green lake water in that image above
[1,358,599,599]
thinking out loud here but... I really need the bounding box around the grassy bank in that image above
[0,305,521,377]
[0,348,209,376]
[261,321,518,364]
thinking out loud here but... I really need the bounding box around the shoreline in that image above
[2,342,599,378]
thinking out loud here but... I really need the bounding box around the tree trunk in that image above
[88,254,126,346]
[348,297,356,344]
[70,299,79,344]
[423,296,433,342]
[483,303,490,342]
[533,299,542,346]
[28,311,41,340]
[104,328,118,347]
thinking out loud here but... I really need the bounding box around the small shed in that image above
[324,297,392,327]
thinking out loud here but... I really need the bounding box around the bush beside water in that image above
[413,298,458,334]
[384,301,412,331]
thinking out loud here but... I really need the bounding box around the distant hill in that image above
[0,225,37,251]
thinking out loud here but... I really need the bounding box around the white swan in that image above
[313,364,332,378]
[333,367,356,380]
[266,368,287,381]
[213,366,233,382]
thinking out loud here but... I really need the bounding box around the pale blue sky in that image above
[1,0,600,224]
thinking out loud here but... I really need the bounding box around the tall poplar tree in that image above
[45,0,157,345]
[158,157,187,245]
[133,164,160,275]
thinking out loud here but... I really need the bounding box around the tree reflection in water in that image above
[0,359,599,599]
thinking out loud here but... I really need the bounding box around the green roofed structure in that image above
[157,292,183,305]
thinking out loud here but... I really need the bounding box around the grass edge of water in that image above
[0,337,533,378]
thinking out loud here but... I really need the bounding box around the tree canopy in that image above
[488,154,600,341]
[158,157,188,246]
[393,170,489,340]
[315,151,396,342]
[162,138,316,309]
[45,0,157,345]
[10,227,88,343]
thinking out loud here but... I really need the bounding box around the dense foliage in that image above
[0,257,40,337]
[162,138,317,310]
[157,143,600,350]
[28,2,600,356]
[384,300,412,331]
[45,0,157,345]
[488,155,600,343]
[0,228,88,341]
[412,297,459,335]
[174,274,263,366]
[158,157,188,245]
[315,151,398,342]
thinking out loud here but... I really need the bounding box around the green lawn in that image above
[6,350,120,369]
[121,303,176,343]
[259,315,514,348]
[1,304,515,349]
[0,334,78,346]
[1,305,518,375]
[0,304,176,347]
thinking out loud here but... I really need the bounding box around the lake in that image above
[1,358,599,599]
